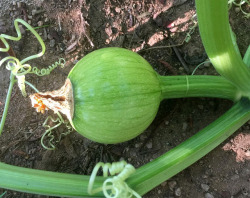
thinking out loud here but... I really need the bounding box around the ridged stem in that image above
[159,75,239,101]
[196,0,250,96]
[0,161,104,197]
[127,98,250,195]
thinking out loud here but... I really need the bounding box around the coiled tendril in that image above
[0,19,69,149]
[228,0,250,18]
[88,161,141,198]
[31,58,66,76]
[41,112,73,150]
[0,19,65,97]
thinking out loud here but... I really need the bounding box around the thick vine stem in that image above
[196,0,250,96]
[159,75,239,101]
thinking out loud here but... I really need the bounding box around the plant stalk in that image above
[159,75,239,101]
[196,0,250,96]
[0,73,15,135]
[127,98,250,195]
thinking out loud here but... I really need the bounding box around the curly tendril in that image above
[0,19,65,96]
[41,112,73,150]
[31,58,66,76]
[0,19,45,62]
[88,161,141,198]
[228,0,250,18]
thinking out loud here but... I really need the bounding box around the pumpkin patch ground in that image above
[0,0,250,197]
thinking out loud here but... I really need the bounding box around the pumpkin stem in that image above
[29,79,74,121]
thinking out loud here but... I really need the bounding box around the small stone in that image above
[168,181,177,191]
[161,181,167,187]
[115,7,121,13]
[231,174,239,180]
[146,141,153,149]
[135,143,140,148]
[202,174,208,179]
[38,21,43,27]
[44,17,49,23]
[47,34,53,40]
[32,112,37,116]
[198,105,204,110]
[165,120,169,125]
[182,122,188,131]
[32,9,37,16]
[201,184,210,192]
[175,188,181,197]
[49,39,56,47]
[17,2,22,8]
[205,193,214,198]
[235,7,241,13]
[18,25,25,34]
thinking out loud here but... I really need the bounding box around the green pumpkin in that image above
[30,47,161,144]
[68,48,161,143]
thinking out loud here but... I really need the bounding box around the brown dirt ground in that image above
[0,0,250,198]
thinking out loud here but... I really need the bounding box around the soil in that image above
[0,0,250,198]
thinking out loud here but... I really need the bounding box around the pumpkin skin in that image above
[68,47,161,144]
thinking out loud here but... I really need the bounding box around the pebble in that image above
[50,39,56,47]
[204,61,211,67]
[146,141,152,149]
[168,180,177,191]
[38,21,43,27]
[17,2,22,8]
[198,105,204,110]
[201,184,210,192]
[32,9,37,16]
[48,34,53,40]
[18,25,25,34]
[205,193,214,198]
[182,122,188,131]
[230,174,239,180]
[235,7,241,13]
[175,188,181,197]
